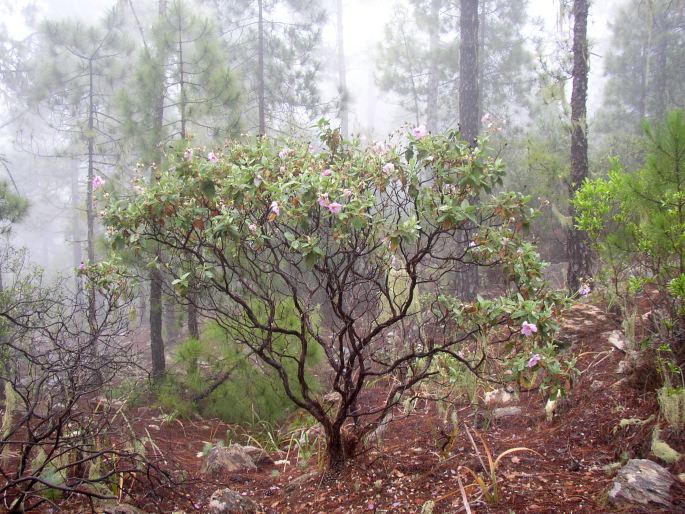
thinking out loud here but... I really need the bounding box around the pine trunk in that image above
[426,0,440,132]
[459,0,480,144]
[149,0,168,381]
[567,0,592,292]
[456,0,480,300]
[336,0,348,138]
[257,0,266,136]
[150,268,166,380]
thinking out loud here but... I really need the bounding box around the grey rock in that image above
[284,470,319,493]
[492,406,522,419]
[101,503,145,514]
[229,444,272,465]
[606,330,627,352]
[484,387,517,407]
[204,446,257,474]
[607,459,674,509]
[590,380,604,391]
[208,488,260,513]
[616,350,639,375]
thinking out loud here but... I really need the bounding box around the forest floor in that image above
[91,302,685,513]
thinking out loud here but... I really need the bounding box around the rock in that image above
[101,503,145,514]
[590,380,604,391]
[616,351,639,374]
[208,488,260,513]
[607,459,674,509]
[483,387,516,407]
[545,398,557,421]
[605,330,627,352]
[229,444,272,465]
[284,470,319,493]
[322,391,342,415]
[203,446,257,474]
[616,359,632,374]
[492,406,522,419]
[302,424,325,444]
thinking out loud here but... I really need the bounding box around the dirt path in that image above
[116,302,685,513]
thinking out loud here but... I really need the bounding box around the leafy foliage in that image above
[104,123,566,468]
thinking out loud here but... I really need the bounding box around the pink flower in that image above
[321,168,333,177]
[278,148,290,159]
[78,261,85,270]
[382,162,395,174]
[328,202,342,215]
[527,353,542,368]
[270,201,280,216]
[92,175,105,190]
[520,321,538,337]
[342,189,352,198]
[207,151,218,163]
[468,241,477,248]
[318,193,330,208]
[184,148,194,161]
[248,223,257,233]
[578,284,591,296]
[411,124,427,139]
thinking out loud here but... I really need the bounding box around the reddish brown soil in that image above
[54,302,685,513]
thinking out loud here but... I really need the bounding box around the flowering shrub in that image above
[104,122,566,469]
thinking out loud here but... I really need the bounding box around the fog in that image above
[0,0,677,272]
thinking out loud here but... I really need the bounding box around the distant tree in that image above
[120,0,242,352]
[203,0,326,135]
[26,8,132,333]
[377,0,532,132]
[459,0,479,144]
[0,180,28,237]
[601,0,685,130]
[566,0,592,292]
[335,0,348,138]
[0,178,28,293]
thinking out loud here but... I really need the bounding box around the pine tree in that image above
[203,0,326,135]
[600,0,685,130]
[120,0,242,360]
[566,0,591,292]
[27,8,132,328]
[377,0,532,132]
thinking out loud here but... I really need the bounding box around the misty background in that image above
[0,0,677,274]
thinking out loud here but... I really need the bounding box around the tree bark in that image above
[459,0,480,144]
[257,0,266,136]
[70,161,83,298]
[324,425,352,471]
[86,58,96,330]
[150,267,166,380]
[426,0,440,132]
[149,0,168,381]
[336,0,349,138]
[457,0,480,300]
[566,0,592,292]
[187,293,199,339]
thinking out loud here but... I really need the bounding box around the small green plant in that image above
[1,381,16,465]
[657,385,685,432]
[462,426,541,505]
[651,428,682,463]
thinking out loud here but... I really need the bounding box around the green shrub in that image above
[575,109,685,355]
[162,299,323,425]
